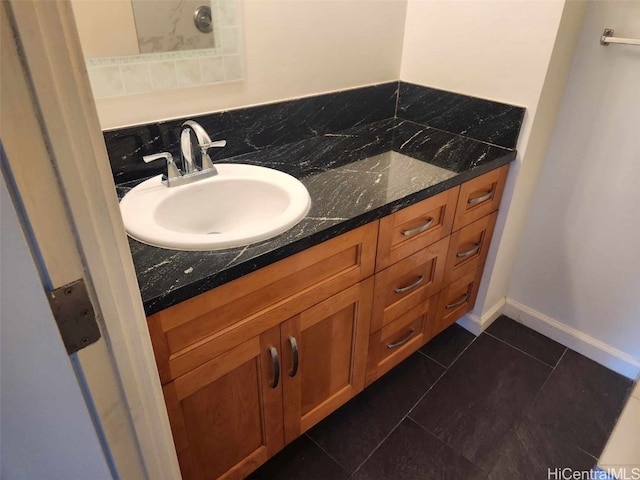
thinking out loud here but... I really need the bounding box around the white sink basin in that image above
[119,164,311,251]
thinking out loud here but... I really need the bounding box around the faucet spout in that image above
[180,120,226,173]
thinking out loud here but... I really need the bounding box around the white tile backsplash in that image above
[149,61,178,91]
[218,0,241,26]
[88,66,125,98]
[121,64,152,94]
[221,27,240,55]
[175,58,203,87]
[200,57,225,83]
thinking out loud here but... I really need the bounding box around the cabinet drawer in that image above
[148,222,378,384]
[376,188,458,271]
[429,268,482,341]
[443,211,497,284]
[371,236,449,333]
[453,165,508,231]
[366,294,438,385]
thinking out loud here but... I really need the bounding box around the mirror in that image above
[130,0,216,53]
[71,0,244,98]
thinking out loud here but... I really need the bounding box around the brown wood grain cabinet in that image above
[146,165,510,479]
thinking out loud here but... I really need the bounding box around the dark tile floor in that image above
[248,316,633,480]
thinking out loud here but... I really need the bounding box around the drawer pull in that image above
[387,328,417,349]
[288,336,299,378]
[401,217,434,237]
[456,243,480,258]
[268,346,280,388]
[394,275,425,294]
[467,190,494,206]
[445,292,469,310]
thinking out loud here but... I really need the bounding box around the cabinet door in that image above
[163,327,284,480]
[281,279,373,443]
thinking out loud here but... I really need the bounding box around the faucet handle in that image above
[201,140,227,150]
[143,152,181,185]
[200,140,227,170]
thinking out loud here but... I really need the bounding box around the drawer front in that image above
[443,211,497,285]
[371,236,449,333]
[376,187,458,271]
[148,222,378,384]
[366,294,438,385]
[453,165,508,231]
[429,268,482,341]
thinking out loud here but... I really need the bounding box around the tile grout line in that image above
[520,348,568,428]
[352,334,482,474]
[416,348,449,370]
[418,329,480,372]
[483,330,561,369]
[351,352,456,475]
[303,433,352,476]
[404,416,489,474]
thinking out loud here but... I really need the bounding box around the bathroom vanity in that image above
[146,163,507,480]
[107,82,523,480]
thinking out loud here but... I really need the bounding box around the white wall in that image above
[400,0,587,327]
[0,174,112,479]
[508,1,640,367]
[85,0,407,129]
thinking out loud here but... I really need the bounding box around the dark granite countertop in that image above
[118,118,516,315]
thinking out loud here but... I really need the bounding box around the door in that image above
[1,170,112,479]
[281,279,373,442]
[3,2,179,478]
[163,327,284,480]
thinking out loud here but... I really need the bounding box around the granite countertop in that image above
[118,118,516,316]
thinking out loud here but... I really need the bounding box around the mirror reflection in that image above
[131,0,215,53]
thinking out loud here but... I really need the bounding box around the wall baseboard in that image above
[505,299,640,380]
[457,298,506,335]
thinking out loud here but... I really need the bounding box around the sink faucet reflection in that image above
[143,120,226,187]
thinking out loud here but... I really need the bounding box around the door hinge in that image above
[47,279,101,355]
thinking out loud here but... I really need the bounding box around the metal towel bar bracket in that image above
[600,28,640,46]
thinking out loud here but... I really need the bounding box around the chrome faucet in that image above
[143,120,226,187]
[180,120,227,174]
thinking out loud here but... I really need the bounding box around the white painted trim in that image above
[457,297,506,335]
[7,2,181,478]
[505,299,640,380]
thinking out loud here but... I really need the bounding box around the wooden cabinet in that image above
[162,277,373,480]
[281,280,372,443]
[366,165,508,383]
[163,328,284,480]
[147,164,511,479]
[147,222,377,384]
